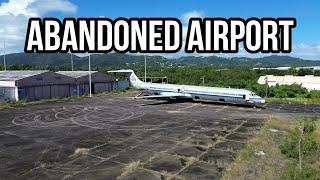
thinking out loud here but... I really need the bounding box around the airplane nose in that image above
[260,99,265,104]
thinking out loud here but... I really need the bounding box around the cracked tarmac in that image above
[0,96,319,179]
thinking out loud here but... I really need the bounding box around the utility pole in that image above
[144,55,147,82]
[200,76,205,85]
[265,76,268,98]
[88,54,92,97]
[298,122,304,171]
[71,53,74,71]
[3,42,6,71]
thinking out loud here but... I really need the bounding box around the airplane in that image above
[108,69,265,106]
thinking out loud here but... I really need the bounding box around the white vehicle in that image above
[109,69,265,106]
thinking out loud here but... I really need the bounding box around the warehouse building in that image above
[0,71,75,102]
[56,71,116,96]
[258,75,320,91]
[253,66,320,71]
[112,80,129,91]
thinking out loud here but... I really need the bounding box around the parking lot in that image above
[0,96,319,179]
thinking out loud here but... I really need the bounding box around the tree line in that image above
[136,67,320,99]
[2,64,320,98]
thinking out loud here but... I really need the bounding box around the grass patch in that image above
[279,118,320,179]
[0,96,86,110]
[120,160,142,177]
[95,88,138,97]
[222,118,320,180]
[222,118,296,180]
[0,88,138,110]
[0,102,11,109]
[266,98,320,105]
[180,156,198,166]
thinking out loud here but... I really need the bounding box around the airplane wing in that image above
[134,92,192,99]
[134,94,186,99]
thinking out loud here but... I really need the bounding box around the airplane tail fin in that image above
[108,69,143,88]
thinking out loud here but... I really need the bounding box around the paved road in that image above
[0,96,319,179]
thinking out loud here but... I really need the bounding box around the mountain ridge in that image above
[0,53,319,69]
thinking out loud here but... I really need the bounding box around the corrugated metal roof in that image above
[0,71,48,81]
[56,71,98,78]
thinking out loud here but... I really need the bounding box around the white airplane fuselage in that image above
[109,70,265,105]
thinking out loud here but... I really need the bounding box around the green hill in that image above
[0,53,319,70]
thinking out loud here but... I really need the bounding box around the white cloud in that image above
[29,0,77,16]
[175,10,205,58]
[0,0,76,17]
[0,0,76,54]
[181,10,204,25]
[174,10,320,60]
[225,44,320,60]
[164,43,320,60]
[0,0,35,16]
[291,43,320,60]
[167,42,320,60]
[1,6,320,61]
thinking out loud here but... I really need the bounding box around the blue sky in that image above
[0,0,319,59]
[63,0,320,45]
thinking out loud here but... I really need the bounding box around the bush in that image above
[268,84,308,98]
[279,119,319,159]
[279,119,320,179]
[279,126,301,158]
[306,90,320,98]
[247,84,267,97]
[282,162,320,180]
[303,119,316,133]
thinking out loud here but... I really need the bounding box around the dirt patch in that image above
[166,110,186,114]
[72,148,90,156]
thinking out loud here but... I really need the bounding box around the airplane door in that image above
[243,94,249,101]
[245,94,250,101]
[178,86,185,94]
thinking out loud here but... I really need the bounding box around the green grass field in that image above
[0,88,136,110]
[266,98,320,105]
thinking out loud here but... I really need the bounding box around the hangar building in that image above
[0,71,129,103]
[258,75,320,91]
[0,71,75,102]
[56,71,116,96]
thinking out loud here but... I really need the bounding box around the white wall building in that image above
[253,66,320,71]
[258,75,320,91]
